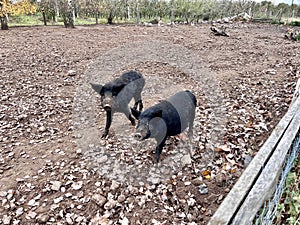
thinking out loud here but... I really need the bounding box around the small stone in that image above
[0,191,7,197]
[98,155,108,163]
[215,173,227,187]
[12,219,20,225]
[36,214,49,223]
[50,181,62,191]
[187,197,196,206]
[66,216,73,224]
[38,126,46,132]
[179,211,187,218]
[75,216,85,223]
[67,70,76,76]
[117,194,126,203]
[16,207,24,216]
[28,199,36,206]
[61,187,66,193]
[34,194,41,200]
[110,180,120,190]
[120,216,129,225]
[2,215,12,225]
[91,214,110,224]
[266,68,276,75]
[54,196,64,204]
[191,177,203,186]
[50,204,59,210]
[181,154,192,165]
[184,181,191,186]
[72,181,83,190]
[76,149,82,155]
[92,194,106,207]
[95,181,101,187]
[104,199,117,210]
[65,193,72,198]
[6,190,14,200]
[198,184,209,195]
[217,194,224,203]
[27,211,37,219]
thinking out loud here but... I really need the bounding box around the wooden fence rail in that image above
[208,78,300,225]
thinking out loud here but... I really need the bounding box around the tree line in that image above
[1,0,300,30]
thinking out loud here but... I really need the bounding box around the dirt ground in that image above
[0,23,299,225]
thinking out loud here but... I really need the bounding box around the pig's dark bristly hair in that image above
[91,70,143,96]
[90,70,145,138]
[90,83,103,95]
[133,90,197,163]
[184,90,197,106]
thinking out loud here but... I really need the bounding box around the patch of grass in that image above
[271,20,284,25]
[7,14,125,27]
[290,20,300,26]
[9,14,44,26]
[276,159,300,225]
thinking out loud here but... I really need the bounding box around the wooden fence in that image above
[208,79,300,225]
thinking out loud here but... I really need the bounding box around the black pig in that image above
[131,90,197,163]
[91,71,145,138]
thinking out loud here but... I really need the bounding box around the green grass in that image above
[7,13,114,27]
[290,20,300,26]
[9,14,45,26]
[275,159,300,225]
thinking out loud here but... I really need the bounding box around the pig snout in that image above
[134,132,143,140]
[103,104,112,111]
[134,127,149,141]
[102,98,113,111]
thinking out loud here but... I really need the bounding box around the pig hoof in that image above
[153,156,160,164]
[129,118,136,126]
[101,132,108,139]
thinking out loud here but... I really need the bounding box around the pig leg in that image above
[188,110,195,139]
[188,115,195,157]
[153,137,167,163]
[133,100,143,111]
[121,107,136,126]
[138,100,143,111]
[102,111,112,138]
[188,120,194,139]
[133,94,143,112]
[133,101,139,110]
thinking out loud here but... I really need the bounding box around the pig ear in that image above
[152,109,162,118]
[112,84,125,95]
[90,83,103,95]
[131,107,140,119]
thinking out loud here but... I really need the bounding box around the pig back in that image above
[114,71,145,110]
[165,90,196,134]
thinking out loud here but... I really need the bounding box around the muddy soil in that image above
[0,23,299,224]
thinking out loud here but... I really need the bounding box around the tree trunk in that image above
[69,0,75,28]
[171,0,174,23]
[55,0,59,22]
[95,10,99,24]
[42,11,47,26]
[1,16,8,30]
[63,0,75,28]
[127,5,131,19]
[107,11,113,24]
[52,14,56,24]
[135,0,140,24]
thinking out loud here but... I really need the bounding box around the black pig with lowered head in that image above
[91,71,145,138]
[131,90,197,163]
